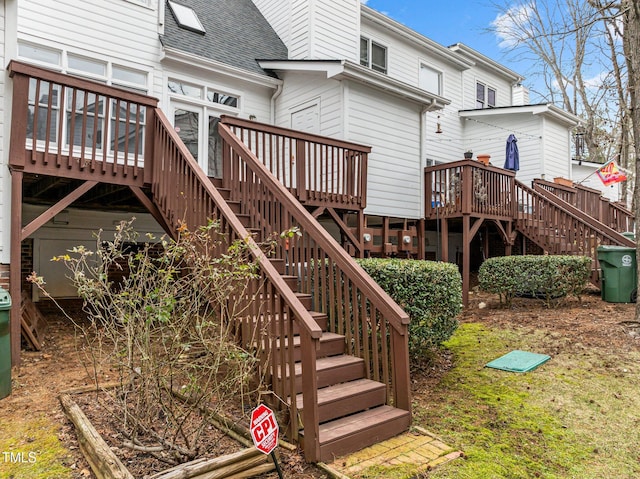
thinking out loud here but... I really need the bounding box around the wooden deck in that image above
[424,161,634,304]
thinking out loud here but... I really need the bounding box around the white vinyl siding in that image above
[274,71,343,140]
[542,117,572,180]
[253,0,359,61]
[312,0,359,60]
[347,83,422,218]
[462,70,511,110]
[16,0,162,97]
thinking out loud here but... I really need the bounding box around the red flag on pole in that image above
[596,160,627,186]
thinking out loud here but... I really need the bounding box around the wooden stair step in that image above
[295,292,312,310]
[236,213,252,228]
[296,378,386,423]
[269,259,286,275]
[226,200,241,214]
[278,355,365,394]
[281,275,299,292]
[301,405,411,463]
[252,311,328,335]
[276,332,345,361]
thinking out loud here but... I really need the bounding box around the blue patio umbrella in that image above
[504,134,519,171]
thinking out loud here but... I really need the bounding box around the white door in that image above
[172,103,205,173]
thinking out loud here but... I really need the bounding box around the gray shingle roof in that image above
[161,0,288,77]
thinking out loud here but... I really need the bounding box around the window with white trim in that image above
[360,36,387,74]
[19,42,150,157]
[420,63,443,95]
[476,82,496,108]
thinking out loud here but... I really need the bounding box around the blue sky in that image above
[362,1,530,81]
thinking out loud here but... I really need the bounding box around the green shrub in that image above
[356,258,462,358]
[478,255,592,307]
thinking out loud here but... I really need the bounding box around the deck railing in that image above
[9,61,157,186]
[220,116,369,210]
[218,122,411,433]
[425,160,516,219]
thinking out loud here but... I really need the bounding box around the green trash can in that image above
[622,232,636,241]
[597,245,637,303]
[0,287,11,399]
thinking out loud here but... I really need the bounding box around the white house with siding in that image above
[0,0,582,295]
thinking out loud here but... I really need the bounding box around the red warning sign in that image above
[250,404,279,455]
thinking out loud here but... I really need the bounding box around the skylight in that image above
[168,1,205,34]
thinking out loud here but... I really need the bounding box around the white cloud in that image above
[360,0,369,4]
[491,2,535,49]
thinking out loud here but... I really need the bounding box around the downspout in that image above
[270,83,283,124]
[420,98,437,214]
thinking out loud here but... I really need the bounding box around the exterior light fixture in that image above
[435,115,442,134]
[363,233,372,243]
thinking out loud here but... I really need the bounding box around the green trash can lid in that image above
[597,245,635,252]
[0,287,11,309]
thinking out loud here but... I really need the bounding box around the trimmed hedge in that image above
[478,255,592,307]
[356,258,462,358]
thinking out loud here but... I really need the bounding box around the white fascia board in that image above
[162,47,283,89]
[449,43,524,83]
[459,104,579,127]
[258,59,346,77]
[361,6,474,71]
[336,61,450,108]
[259,59,449,109]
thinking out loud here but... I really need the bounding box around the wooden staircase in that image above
[8,62,411,462]
[212,179,411,463]
[514,180,634,285]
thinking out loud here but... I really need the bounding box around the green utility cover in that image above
[486,350,551,373]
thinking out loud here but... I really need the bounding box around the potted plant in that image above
[476,153,491,165]
[464,149,473,159]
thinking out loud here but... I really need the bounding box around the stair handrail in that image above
[516,181,633,269]
[218,122,411,410]
[531,183,634,247]
[151,109,323,460]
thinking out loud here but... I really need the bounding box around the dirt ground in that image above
[2,289,638,478]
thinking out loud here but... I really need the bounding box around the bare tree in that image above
[491,0,624,167]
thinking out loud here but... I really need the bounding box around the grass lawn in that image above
[413,318,640,479]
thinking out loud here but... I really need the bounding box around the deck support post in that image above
[505,221,513,256]
[417,218,425,260]
[462,214,470,306]
[10,169,23,366]
[440,218,448,262]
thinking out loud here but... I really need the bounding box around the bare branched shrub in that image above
[32,219,263,463]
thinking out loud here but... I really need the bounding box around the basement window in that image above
[167,1,205,34]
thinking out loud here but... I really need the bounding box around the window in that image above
[168,80,203,99]
[420,64,442,95]
[18,43,61,67]
[167,0,205,34]
[476,82,496,108]
[168,79,240,178]
[360,36,387,74]
[68,54,107,79]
